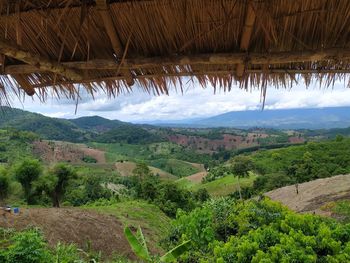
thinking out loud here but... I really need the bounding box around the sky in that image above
[8,80,350,123]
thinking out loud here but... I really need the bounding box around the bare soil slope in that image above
[33,141,106,164]
[0,208,134,259]
[115,161,177,180]
[265,174,350,215]
[186,172,207,183]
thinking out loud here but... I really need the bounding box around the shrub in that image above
[5,228,52,263]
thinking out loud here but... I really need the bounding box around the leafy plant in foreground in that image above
[124,226,190,262]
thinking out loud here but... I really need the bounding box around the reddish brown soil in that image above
[0,208,135,259]
[186,172,207,183]
[33,141,106,164]
[288,136,306,144]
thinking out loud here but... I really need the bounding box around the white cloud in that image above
[8,81,350,122]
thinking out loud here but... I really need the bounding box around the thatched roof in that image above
[1,0,350,103]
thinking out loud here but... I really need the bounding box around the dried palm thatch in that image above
[1,0,350,104]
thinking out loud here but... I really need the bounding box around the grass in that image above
[90,142,202,177]
[85,200,171,252]
[148,158,200,177]
[176,174,256,197]
[323,200,350,223]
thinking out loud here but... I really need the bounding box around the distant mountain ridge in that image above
[159,107,350,129]
[0,107,162,143]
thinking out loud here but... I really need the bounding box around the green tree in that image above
[230,156,254,200]
[84,176,111,202]
[13,159,42,204]
[132,162,152,180]
[36,163,76,207]
[0,167,9,202]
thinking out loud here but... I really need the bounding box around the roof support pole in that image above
[95,0,134,86]
[236,1,256,78]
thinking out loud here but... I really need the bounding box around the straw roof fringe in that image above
[1,0,350,103]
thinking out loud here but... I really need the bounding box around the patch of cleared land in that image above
[186,171,207,183]
[265,174,350,216]
[114,161,177,180]
[0,201,170,260]
[0,208,134,259]
[33,140,106,164]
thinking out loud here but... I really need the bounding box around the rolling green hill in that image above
[0,107,88,142]
[0,107,163,144]
[70,116,127,132]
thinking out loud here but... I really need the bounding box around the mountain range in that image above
[0,106,350,141]
[150,107,350,129]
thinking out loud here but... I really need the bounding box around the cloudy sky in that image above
[9,80,350,123]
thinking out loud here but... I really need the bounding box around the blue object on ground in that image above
[13,207,19,214]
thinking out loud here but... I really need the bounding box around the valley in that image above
[1,107,350,262]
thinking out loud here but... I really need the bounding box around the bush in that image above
[166,198,350,262]
[5,228,52,263]
[82,156,97,163]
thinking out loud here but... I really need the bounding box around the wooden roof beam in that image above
[0,39,83,82]
[3,48,350,74]
[31,68,350,88]
[236,1,256,78]
[95,0,134,86]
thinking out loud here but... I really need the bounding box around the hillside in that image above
[0,107,163,144]
[0,107,88,142]
[0,201,171,260]
[265,174,350,216]
[70,116,127,132]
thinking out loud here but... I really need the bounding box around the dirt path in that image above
[265,174,350,215]
[0,208,134,259]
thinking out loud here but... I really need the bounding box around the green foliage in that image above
[82,155,97,163]
[148,159,200,177]
[167,198,350,263]
[193,188,210,202]
[13,159,43,204]
[53,242,82,263]
[36,163,77,207]
[229,156,254,178]
[155,182,195,217]
[0,129,35,164]
[96,126,164,144]
[84,175,112,202]
[132,162,152,179]
[0,166,9,201]
[250,138,350,192]
[203,165,229,183]
[328,200,350,223]
[4,228,52,263]
[124,226,190,262]
[229,156,254,199]
[0,228,97,263]
[124,227,151,261]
